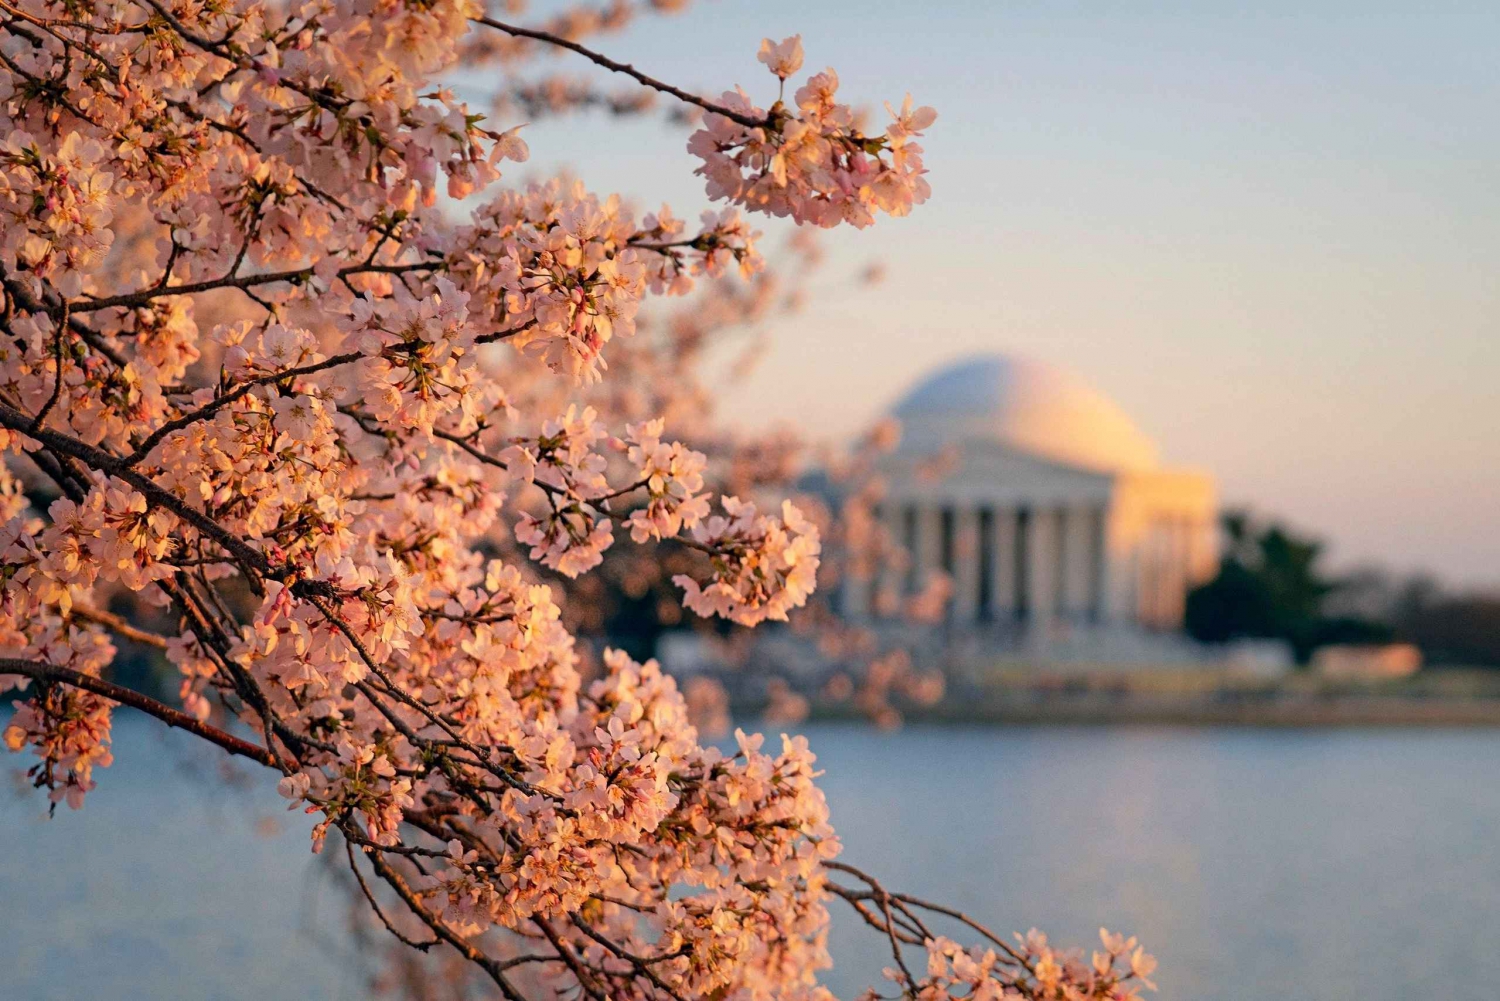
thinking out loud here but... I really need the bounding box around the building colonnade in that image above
[845,501,1207,631]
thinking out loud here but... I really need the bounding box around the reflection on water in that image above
[816,725,1500,1001]
[4,717,1499,1000]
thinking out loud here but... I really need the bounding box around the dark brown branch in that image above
[128,318,535,468]
[365,849,532,1001]
[534,918,609,1001]
[828,883,924,946]
[825,861,1032,969]
[431,427,512,472]
[345,839,440,952]
[123,350,364,467]
[568,914,691,1001]
[72,261,433,315]
[0,658,276,768]
[0,266,128,369]
[474,16,768,129]
[0,402,273,579]
[70,605,172,649]
[31,300,67,430]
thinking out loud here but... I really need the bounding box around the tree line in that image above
[1185,511,1500,667]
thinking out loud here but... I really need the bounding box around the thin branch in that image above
[123,350,365,467]
[364,849,532,1001]
[534,918,609,1001]
[474,16,768,129]
[30,300,68,430]
[826,861,1032,969]
[0,402,273,579]
[70,605,173,649]
[0,659,276,768]
[71,261,433,316]
[568,914,692,1001]
[127,317,535,467]
[0,267,127,368]
[345,839,440,952]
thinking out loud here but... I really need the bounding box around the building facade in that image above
[845,355,1217,659]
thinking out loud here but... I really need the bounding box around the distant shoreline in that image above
[765,666,1500,727]
[802,697,1500,728]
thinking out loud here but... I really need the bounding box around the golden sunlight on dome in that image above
[891,354,1161,474]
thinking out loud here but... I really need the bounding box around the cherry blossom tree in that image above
[0,1,1156,998]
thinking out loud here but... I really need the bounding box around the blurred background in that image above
[6,2,1500,1000]
[532,0,1500,589]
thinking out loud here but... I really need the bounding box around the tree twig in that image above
[474,16,769,129]
[69,605,172,650]
[0,659,276,768]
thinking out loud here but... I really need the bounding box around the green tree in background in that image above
[1185,511,1390,662]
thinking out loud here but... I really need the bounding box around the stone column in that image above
[1061,505,1094,620]
[1026,507,1058,636]
[841,552,871,621]
[875,502,907,618]
[1088,506,1108,623]
[1116,544,1140,627]
[1050,505,1069,619]
[991,507,1017,621]
[1140,525,1164,627]
[1142,519,1169,629]
[913,503,941,591]
[952,507,982,624]
[841,576,866,620]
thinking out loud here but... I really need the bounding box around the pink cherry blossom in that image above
[0,5,1149,1001]
[758,35,805,79]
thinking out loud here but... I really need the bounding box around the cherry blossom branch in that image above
[69,605,172,650]
[824,861,920,988]
[364,848,532,1001]
[0,402,274,578]
[296,591,552,801]
[0,11,1048,1001]
[473,16,768,128]
[127,316,534,469]
[0,267,129,370]
[430,426,515,472]
[122,351,369,468]
[71,261,436,315]
[0,659,276,767]
[0,44,94,121]
[139,0,361,117]
[426,424,643,508]
[825,860,1033,968]
[344,839,441,953]
[30,300,68,430]
[567,914,692,1001]
[534,917,610,1001]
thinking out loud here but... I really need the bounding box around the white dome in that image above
[891,354,1160,473]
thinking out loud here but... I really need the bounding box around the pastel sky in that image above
[502,1,1499,587]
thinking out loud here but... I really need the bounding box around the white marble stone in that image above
[869,354,1217,661]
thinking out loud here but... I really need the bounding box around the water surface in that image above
[5,718,1498,1000]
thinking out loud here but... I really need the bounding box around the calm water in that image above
[5,717,1500,1000]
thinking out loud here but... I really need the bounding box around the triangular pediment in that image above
[878,438,1115,507]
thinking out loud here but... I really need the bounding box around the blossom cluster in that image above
[621,417,711,542]
[0,4,1155,1001]
[0,609,117,810]
[689,37,937,228]
[898,929,1159,1001]
[445,179,765,381]
[674,497,822,626]
[0,132,116,298]
[506,405,617,576]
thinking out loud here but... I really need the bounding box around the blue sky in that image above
[494,1,1500,586]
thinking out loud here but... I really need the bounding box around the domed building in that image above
[847,354,1217,657]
